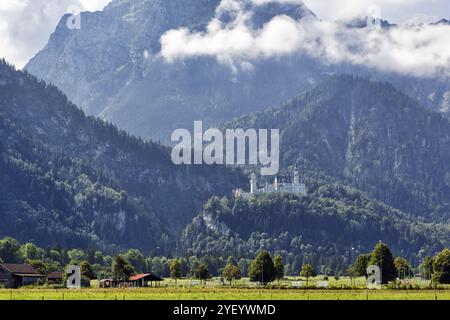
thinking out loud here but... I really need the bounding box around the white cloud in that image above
[0,0,111,69]
[302,20,450,77]
[160,0,450,77]
[302,0,446,23]
[161,15,304,65]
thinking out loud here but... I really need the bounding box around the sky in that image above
[0,0,111,68]
[0,0,448,69]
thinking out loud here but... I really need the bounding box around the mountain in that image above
[244,1,316,27]
[432,19,450,26]
[344,17,394,29]
[25,0,450,143]
[227,76,450,220]
[23,0,327,142]
[0,59,245,253]
[181,189,449,274]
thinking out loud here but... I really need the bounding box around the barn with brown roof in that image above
[0,263,45,288]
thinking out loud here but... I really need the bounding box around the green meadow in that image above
[1,288,450,301]
[1,277,449,300]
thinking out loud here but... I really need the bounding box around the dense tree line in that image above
[0,236,249,281]
[1,236,449,285]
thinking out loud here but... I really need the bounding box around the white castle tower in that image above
[234,166,307,199]
[291,166,307,196]
[250,173,257,194]
[293,167,300,184]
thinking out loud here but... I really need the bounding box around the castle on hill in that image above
[234,167,307,199]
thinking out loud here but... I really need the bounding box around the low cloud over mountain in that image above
[161,0,450,77]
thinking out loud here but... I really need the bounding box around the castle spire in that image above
[293,166,300,184]
[250,173,257,194]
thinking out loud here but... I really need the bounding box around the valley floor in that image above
[1,288,450,300]
[2,277,450,301]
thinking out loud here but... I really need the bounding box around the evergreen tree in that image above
[112,255,134,282]
[248,250,276,283]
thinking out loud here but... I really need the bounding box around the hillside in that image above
[181,186,450,274]
[0,59,245,253]
[228,76,450,220]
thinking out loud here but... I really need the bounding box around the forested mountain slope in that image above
[181,185,450,273]
[0,59,245,253]
[228,76,450,220]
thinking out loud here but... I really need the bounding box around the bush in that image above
[386,280,421,290]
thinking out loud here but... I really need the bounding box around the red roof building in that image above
[128,274,163,287]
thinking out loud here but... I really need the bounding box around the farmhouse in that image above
[46,271,64,284]
[0,263,45,288]
[129,274,164,287]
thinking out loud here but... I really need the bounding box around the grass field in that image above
[1,277,449,300]
[1,288,450,300]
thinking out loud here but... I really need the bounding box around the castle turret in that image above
[250,173,257,194]
[293,167,300,185]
